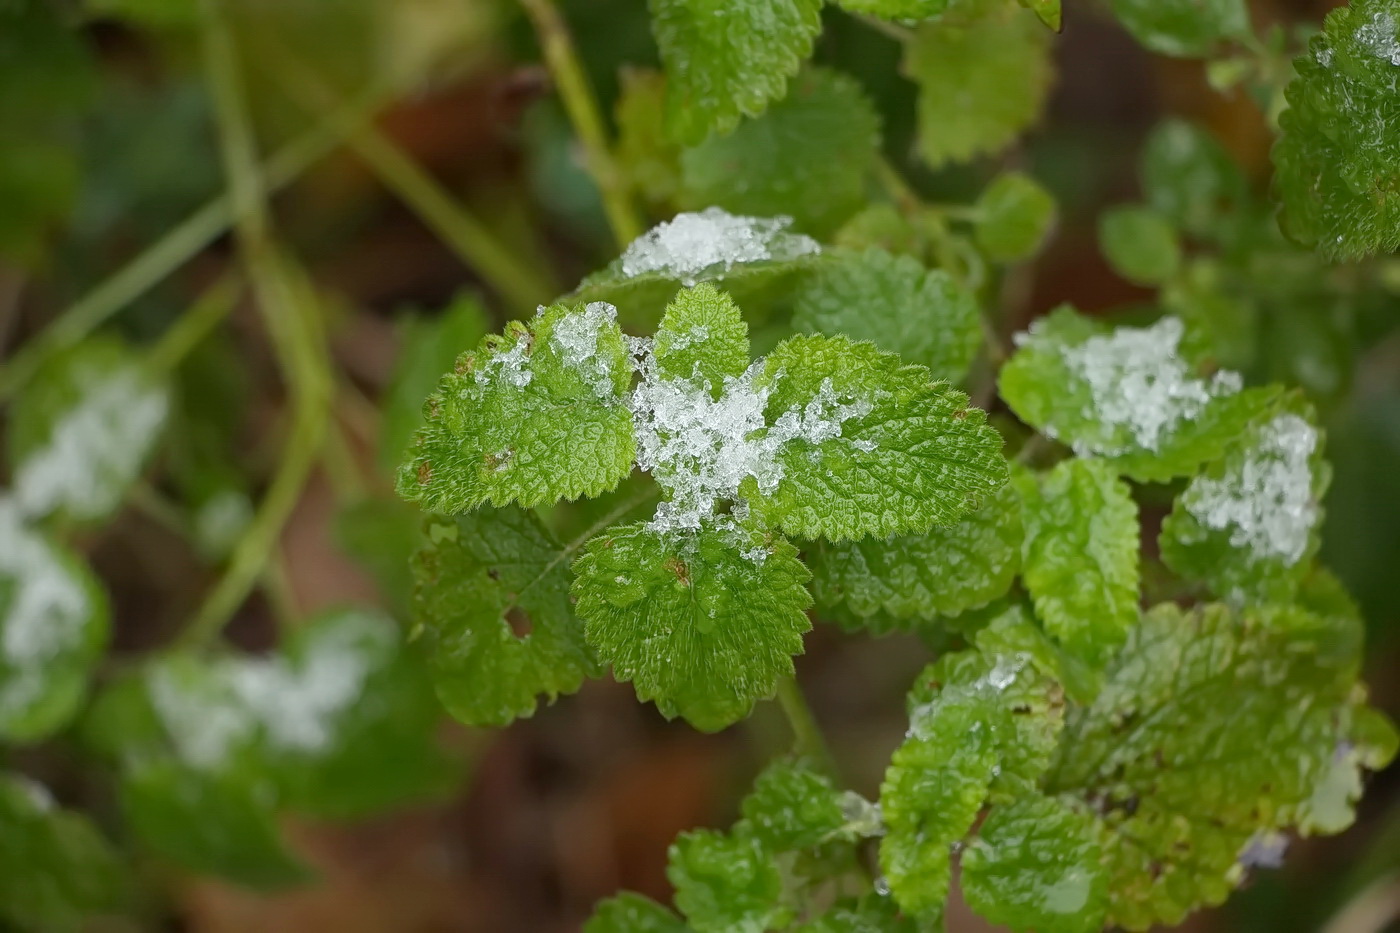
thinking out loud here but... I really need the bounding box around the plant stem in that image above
[265,45,554,312]
[856,13,915,44]
[181,0,333,650]
[517,0,643,249]
[147,274,240,373]
[775,675,839,779]
[0,94,374,403]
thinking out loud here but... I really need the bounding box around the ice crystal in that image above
[618,207,820,286]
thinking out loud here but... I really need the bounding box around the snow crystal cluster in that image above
[1357,10,1400,66]
[1024,316,1242,455]
[13,365,169,520]
[150,617,384,770]
[1182,413,1319,564]
[476,334,533,388]
[0,500,90,672]
[549,300,619,399]
[618,207,820,286]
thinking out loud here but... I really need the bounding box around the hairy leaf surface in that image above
[668,828,787,932]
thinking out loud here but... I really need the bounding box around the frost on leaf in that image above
[880,612,1066,919]
[573,521,811,731]
[999,307,1278,481]
[1044,602,1396,931]
[903,4,1052,168]
[0,501,108,742]
[8,338,170,523]
[0,773,127,931]
[1015,459,1140,670]
[1161,402,1328,604]
[743,334,1008,540]
[650,0,822,143]
[396,301,636,513]
[619,208,821,287]
[1274,0,1400,259]
[411,508,601,727]
[792,246,983,384]
[810,481,1021,623]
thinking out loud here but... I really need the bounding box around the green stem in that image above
[857,13,915,44]
[775,675,839,778]
[0,93,374,403]
[517,0,643,249]
[265,45,554,312]
[181,0,333,650]
[146,275,240,373]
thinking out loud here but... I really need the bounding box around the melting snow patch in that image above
[476,334,533,388]
[1182,413,1319,564]
[618,207,820,286]
[551,301,620,400]
[1357,10,1400,65]
[1051,316,1241,455]
[0,501,90,667]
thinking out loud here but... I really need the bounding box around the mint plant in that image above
[2,0,1399,930]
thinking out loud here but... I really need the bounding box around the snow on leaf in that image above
[411,507,601,727]
[619,208,821,287]
[9,338,170,523]
[0,501,108,742]
[999,307,1278,481]
[573,520,811,732]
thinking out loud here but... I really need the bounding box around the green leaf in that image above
[679,68,881,237]
[379,293,490,473]
[1019,0,1062,30]
[653,282,752,391]
[793,894,923,933]
[904,6,1053,168]
[0,502,109,742]
[1161,400,1328,605]
[739,757,848,851]
[832,0,949,19]
[585,892,690,933]
[743,334,1009,540]
[1045,602,1395,930]
[575,208,825,325]
[650,0,823,144]
[961,794,1107,933]
[998,307,1280,481]
[8,338,171,523]
[792,247,982,384]
[1140,119,1248,239]
[0,774,127,932]
[1273,0,1400,260]
[975,171,1057,262]
[120,758,311,889]
[668,828,787,933]
[1015,459,1139,669]
[1098,206,1182,286]
[573,521,811,731]
[396,301,636,513]
[809,481,1021,620]
[412,507,601,726]
[1106,0,1249,56]
[86,0,198,26]
[615,68,684,209]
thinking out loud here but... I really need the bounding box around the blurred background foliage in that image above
[1,0,1398,929]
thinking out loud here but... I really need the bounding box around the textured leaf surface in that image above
[0,502,109,742]
[999,307,1278,481]
[904,6,1052,168]
[652,282,751,391]
[1098,206,1182,286]
[396,301,635,513]
[650,0,822,143]
[413,508,600,726]
[744,334,1008,540]
[962,794,1107,933]
[0,774,127,932]
[1161,401,1328,605]
[810,482,1020,620]
[573,521,811,731]
[8,338,170,523]
[1045,602,1396,930]
[668,828,787,933]
[792,247,982,384]
[584,892,689,933]
[1273,0,1400,259]
[794,894,922,932]
[1107,0,1249,56]
[739,757,848,851]
[1016,459,1139,669]
[680,68,880,237]
[975,171,1057,261]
